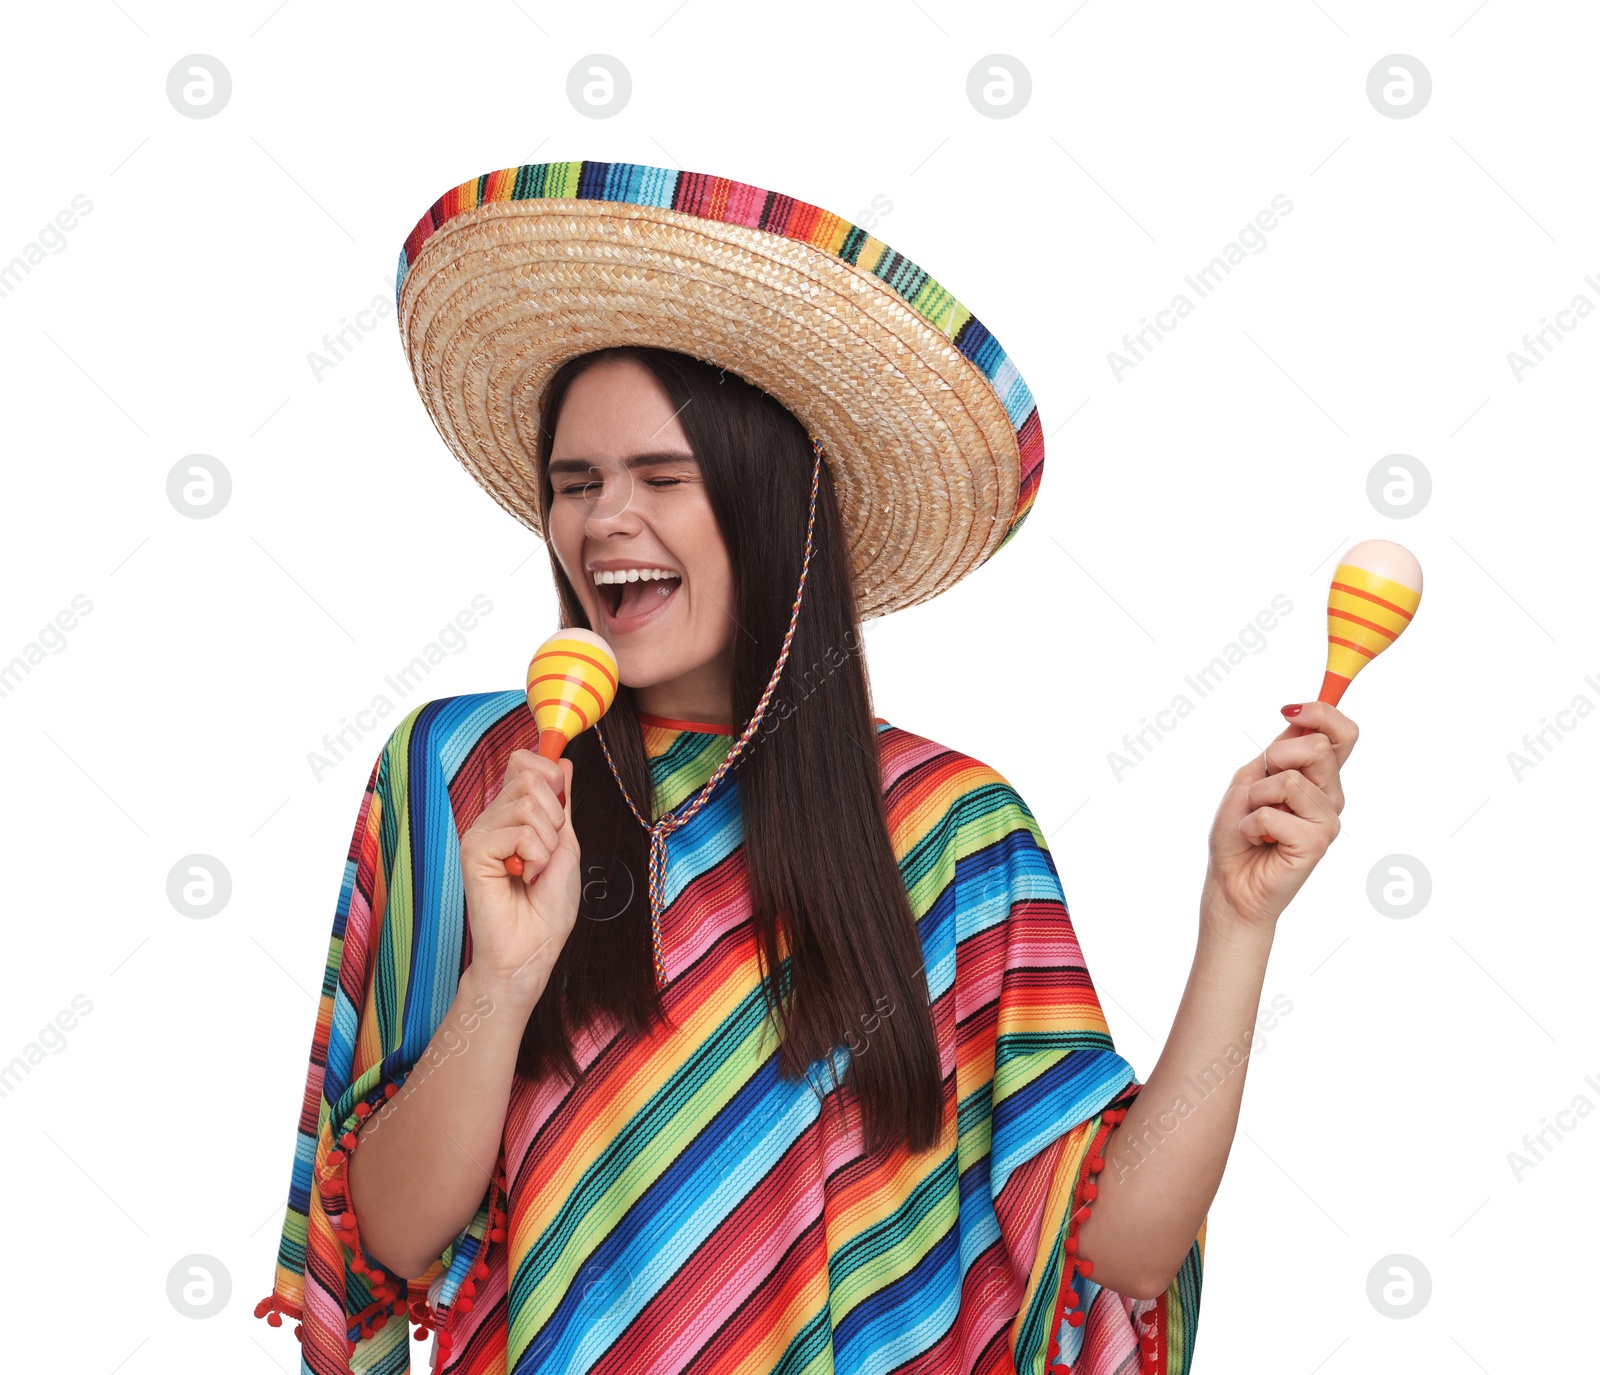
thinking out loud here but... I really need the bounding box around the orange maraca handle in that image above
[503,729,569,877]
[537,729,570,762]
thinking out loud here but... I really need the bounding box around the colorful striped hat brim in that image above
[396,159,1044,619]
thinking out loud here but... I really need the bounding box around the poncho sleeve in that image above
[254,706,510,1374]
[953,767,1204,1375]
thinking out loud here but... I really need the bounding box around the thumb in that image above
[536,761,582,912]
[550,759,579,863]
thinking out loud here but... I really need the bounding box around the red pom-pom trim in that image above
[1135,1299,1168,1375]
[427,1147,509,1372]
[252,1293,304,1331]
[297,1070,419,1352]
[262,1066,482,1360]
[1045,1092,1161,1375]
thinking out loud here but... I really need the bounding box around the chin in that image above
[611,649,676,693]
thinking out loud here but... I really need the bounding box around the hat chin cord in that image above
[593,436,825,990]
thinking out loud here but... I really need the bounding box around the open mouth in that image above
[592,567,683,628]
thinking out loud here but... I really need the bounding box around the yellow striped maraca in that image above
[1318,539,1423,705]
[1263,540,1422,840]
[503,627,618,876]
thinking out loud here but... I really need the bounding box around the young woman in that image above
[257,162,1352,1375]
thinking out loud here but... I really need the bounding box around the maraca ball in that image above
[1320,540,1422,705]
[526,627,619,745]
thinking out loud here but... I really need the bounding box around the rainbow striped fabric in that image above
[394,160,1044,553]
[258,692,1203,1373]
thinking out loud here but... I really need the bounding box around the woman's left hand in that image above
[1202,700,1358,931]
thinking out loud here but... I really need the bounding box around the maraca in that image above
[503,627,618,876]
[1262,540,1422,840]
[1317,538,1423,707]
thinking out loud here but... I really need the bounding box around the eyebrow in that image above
[545,450,699,476]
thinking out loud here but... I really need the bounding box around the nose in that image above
[580,466,641,534]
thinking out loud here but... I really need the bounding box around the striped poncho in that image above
[256,691,1204,1373]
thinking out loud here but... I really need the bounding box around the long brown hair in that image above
[515,345,943,1155]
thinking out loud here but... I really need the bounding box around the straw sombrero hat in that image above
[395,159,1043,620]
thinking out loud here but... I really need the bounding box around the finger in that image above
[476,786,563,842]
[465,824,551,882]
[1213,779,1267,853]
[501,749,566,799]
[517,777,567,831]
[495,755,568,818]
[1277,701,1358,765]
[1245,770,1341,834]
[516,800,559,854]
[1239,799,1326,854]
[1259,733,1344,812]
[507,825,554,882]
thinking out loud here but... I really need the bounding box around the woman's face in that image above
[544,356,738,713]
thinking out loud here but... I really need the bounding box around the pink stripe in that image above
[723,179,767,228]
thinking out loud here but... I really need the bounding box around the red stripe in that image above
[1016,407,1043,485]
[1327,634,1376,660]
[1330,580,1413,620]
[529,673,608,718]
[1326,607,1398,640]
[402,213,433,266]
[531,697,593,732]
[530,647,618,692]
[639,711,734,735]
[785,198,823,244]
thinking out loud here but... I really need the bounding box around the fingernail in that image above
[1280,704,1303,717]
[556,790,566,807]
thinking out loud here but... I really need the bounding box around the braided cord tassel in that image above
[594,437,825,990]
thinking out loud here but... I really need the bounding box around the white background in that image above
[1,2,1595,1371]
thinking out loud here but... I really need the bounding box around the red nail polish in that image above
[556,790,566,807]
[1280,704,1303,717]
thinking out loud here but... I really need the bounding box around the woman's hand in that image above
[460,750,581,1014]
[1202,701,1357,931]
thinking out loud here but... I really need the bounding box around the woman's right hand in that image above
[461,750,581,1013]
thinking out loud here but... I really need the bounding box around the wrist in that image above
[1198,882,1278,954]
[458,960,543,1026]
